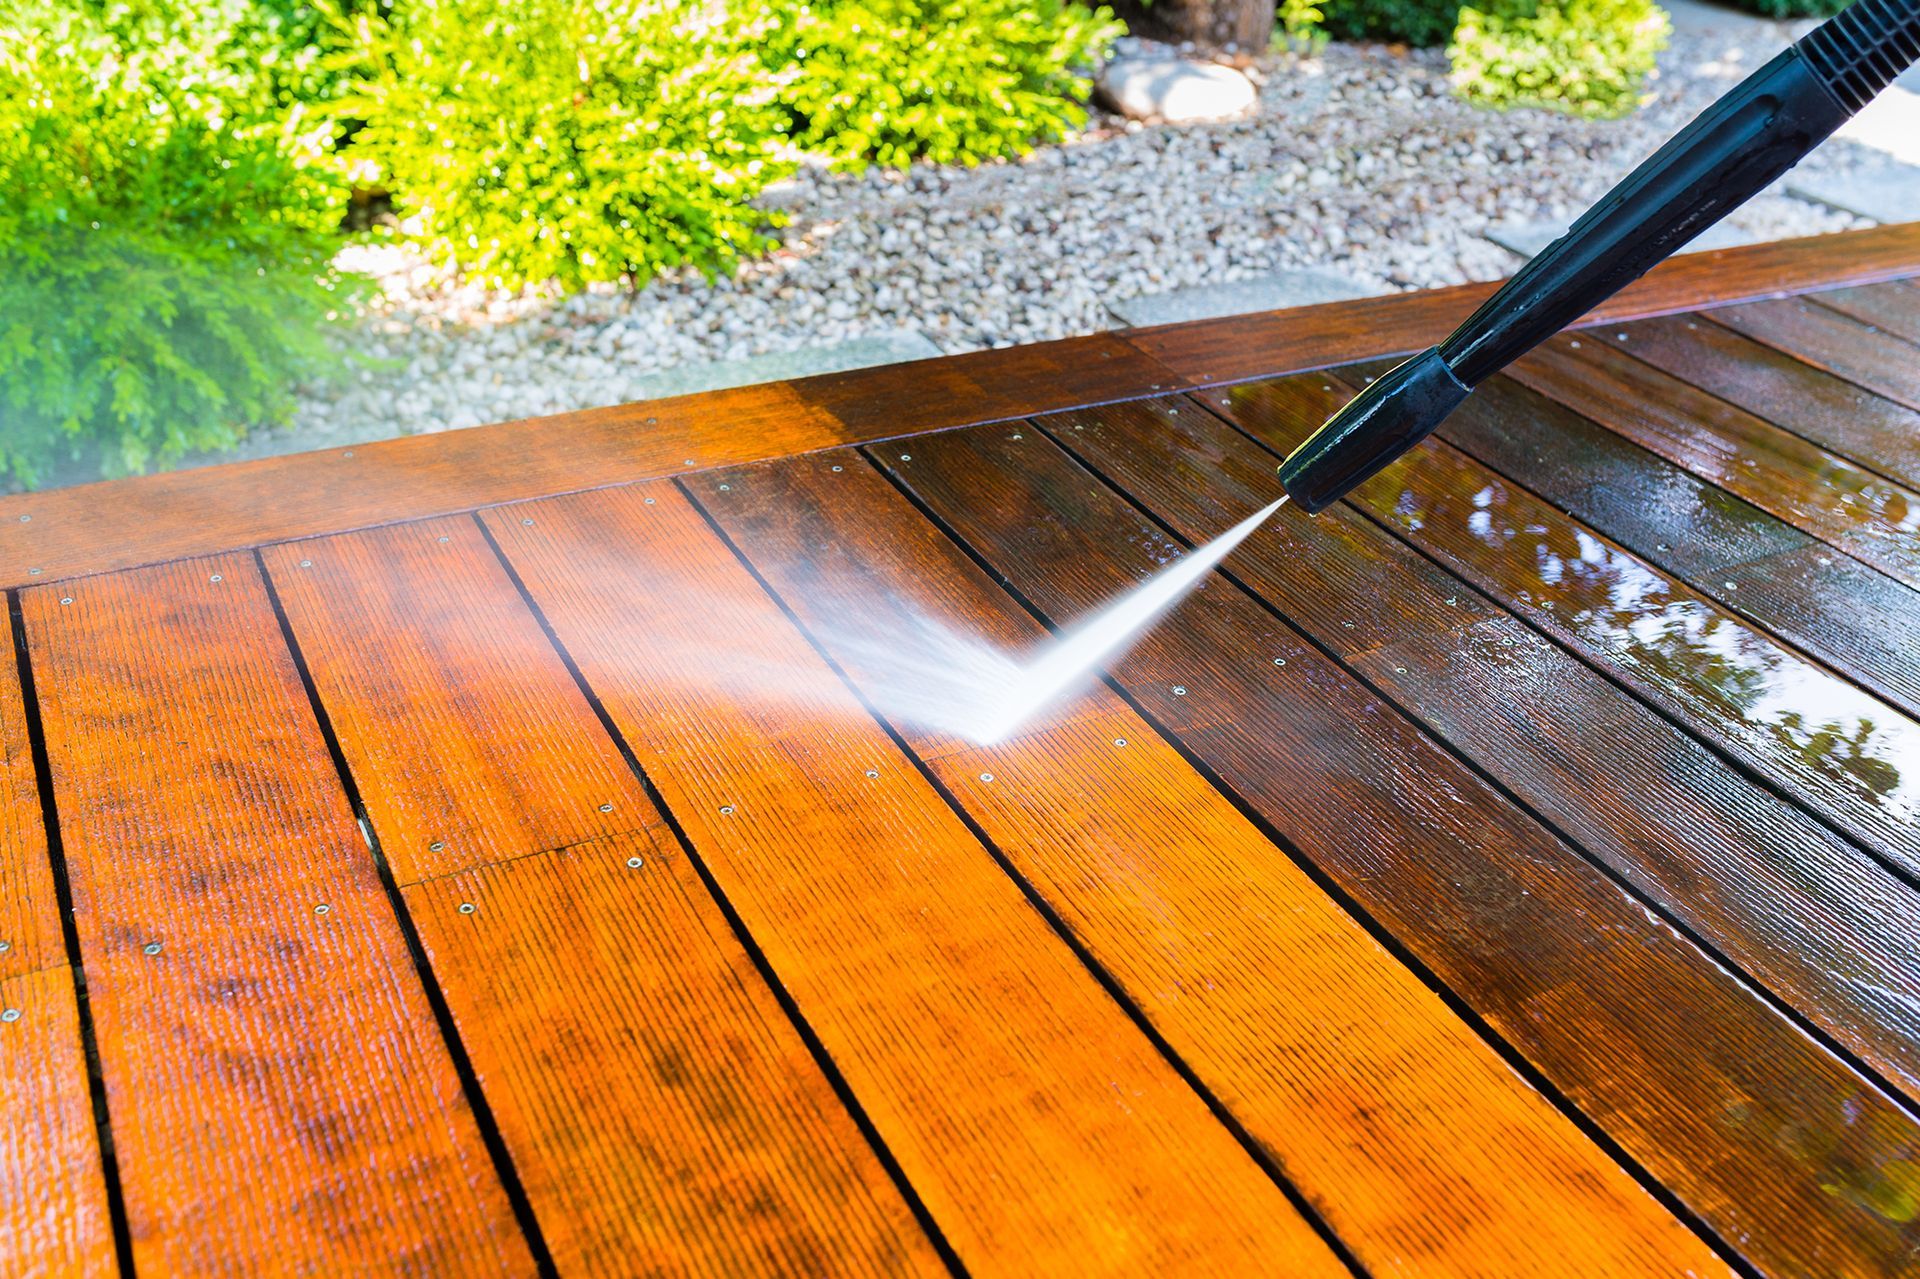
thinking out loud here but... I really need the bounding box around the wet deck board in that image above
[5,228,1920,1276]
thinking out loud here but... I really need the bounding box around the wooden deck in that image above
[3,224,1918,1277]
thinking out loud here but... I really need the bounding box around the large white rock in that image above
[1097,56,1257,123]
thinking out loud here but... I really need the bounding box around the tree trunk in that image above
[1112,0,1277,50]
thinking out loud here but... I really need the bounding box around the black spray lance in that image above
[1276,0,1920,513]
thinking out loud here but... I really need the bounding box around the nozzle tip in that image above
[1277,348,1470,513]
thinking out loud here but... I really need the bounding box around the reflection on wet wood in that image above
[1426,371,1920,722]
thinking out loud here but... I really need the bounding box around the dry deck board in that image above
[19,560,532,1276]
[1414,368,1920,723]
[692,455,1728,1278]
[1,619,61,985]
[479,486,1348,1277]
[261,518,941,1276]
[1510,335,1920,590]
[0,966,115,1277]
[1052,388,1920,1110]
[0,333,1187,591]
[1590,313,1920,490]
[1231,372,1920,880]
[0,619,115,1275]
[882,419,1920,1279]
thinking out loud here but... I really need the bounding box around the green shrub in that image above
[1320,0,1461,47]
[0,0,355,487]
[779,0,1124,169]
[340,0,796,292]
[1448,0,1670,118]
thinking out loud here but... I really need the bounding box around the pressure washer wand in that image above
[1276,0,1920,513]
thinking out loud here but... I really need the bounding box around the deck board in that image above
[19,560,531,1276]
[1712,294,1920,412]
[1,615,61,983]
[1590,314,1920,490]
[1811,278,1920,346]
[1037,387,1920,1107]
[879,416,1920,1279]
[691,454,1726,1278]
[7,229,1920,1275]
[0,966,115,1277]
[260,518,940,1275]
[1223,373,1920,877]
[1425,372,1920,721]
[478,486,1347,1276]
[1510,335,1920,588]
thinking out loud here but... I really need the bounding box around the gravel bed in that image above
[289,23,1874,445]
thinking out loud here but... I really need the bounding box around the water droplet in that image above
[979,772,994,783]
[626,856,644,869]
[1272,657,1287,666]
[458,903,476,915]
[1171,685,1187,696]
[314,903,330,916]
[142,942,162,956]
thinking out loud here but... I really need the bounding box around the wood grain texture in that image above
[1588,314,1920,489]
[1711,294,1920,412]
[1421,369,1920,722]
[690,453,1731,1279]
[20,559,531,1276]
[0,966,114,1278]
[1226,372,1920,879]
[0,332,1185,590]
[889,414,1920,1279]
[0,626,60,983]
[1072,386,1920,1110]
[262,516,942,1277]
[480,485,1345,1277]
[1127,223,1920,386]
[1812,278,1920,346]
[1508,333,1920,588]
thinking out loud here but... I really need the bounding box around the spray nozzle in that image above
[1275,348,1469,514]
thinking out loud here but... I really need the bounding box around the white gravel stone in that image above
[276,27,1874,452]
[1098,55,1258,123]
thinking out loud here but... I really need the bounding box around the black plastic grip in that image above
[1801,0,1920,110]
[1436,45,1853,385]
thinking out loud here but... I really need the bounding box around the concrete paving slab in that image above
[1106,267,1380,327]
[1483,217,1754,259]
[1788,167,1920,225]
[625,329,944,399]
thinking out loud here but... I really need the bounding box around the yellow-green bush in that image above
[781,0,1124,169]
[1448,0,1670,118]
[0,0,355,487]
[339,0,794,292]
